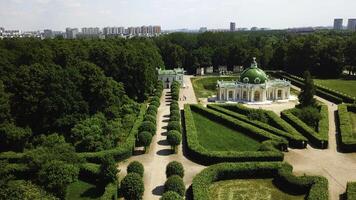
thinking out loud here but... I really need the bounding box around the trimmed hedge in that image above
[127,161,144,177]
[79,162,100,184]
[139,121,156,135]
[100,182,118,200]
[208,104,307,148]
[78,104,147,163]
[171,81,180,101]
[166,161,184,178]
[338,104,356,152]
[161,191,183,200]
[164,175,185,196]
[346,182,356,200]
[183,104,285,165]
[167,121,181,133]
[192,162,328,200]
[281,108,328,149]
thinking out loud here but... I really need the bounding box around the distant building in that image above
[158,68,185,89]
[0,27,4,33]
[103,27,124,36]
[233,66,244,73]
[66,28,78,39]
[230,22,236,32]
[251,27,259,31]
[205,66,214,74]
[334,18,343,30]
[153,26,161,34]
[81,27,100,36]
[199,27,208,33]
[347,19,356,31]
[43,29,53,39]
[196,67,205,76]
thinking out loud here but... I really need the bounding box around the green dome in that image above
[239,58,268,84]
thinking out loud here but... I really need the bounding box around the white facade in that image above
[158,68,184,89]
[217,79,291,103]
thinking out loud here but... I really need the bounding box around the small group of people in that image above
[180,95,187,101]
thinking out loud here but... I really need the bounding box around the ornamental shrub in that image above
[170,104,180,112]
[166,161,184,178]
[164,175,185,196]
[100,155,119,184]
[147,105,158,114]
[160,191,183,200]
[151,96,160,103]
[167,121,181,133]
[138,121,156,135]
[170,110,180,118]
[144,114,156,124]
[169,114,180,122]
[167,131,182,153]
[120,173,144,200]
[127,161,144,177]
[150,100,160,108]
[138,131,152,151]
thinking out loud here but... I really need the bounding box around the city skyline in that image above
[1,0,356,31]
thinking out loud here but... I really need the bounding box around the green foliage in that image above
[120,173,144,200]
[192,162,328,200]
[170,81,180,101]
[0,81,11,123]
[0,180,58,200]
[100,182,118,200]
[138,131,153,149]
[0,122,32,152]
[160,191,183,200]
[166,161,184,178]
[299,71,317,107]
[338,104,356,152]
[138,121,156,135]
[164,175,185,196]
[167,131,182,152]
[167,121,181,133]
[184,104,285,165]
[208,104,307,148]
[291,107,322,131]
[38,160,79,198]
[100,155,119,184]
[144,114,156,125]
[246,109,268,123]
[127,161,144,177]
[346,182,356,200]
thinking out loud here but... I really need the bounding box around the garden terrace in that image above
[183,104,286,165]
[192,162,328,200]
[338,104,356,152]
[207,104,307,148]
[281,105,329,149]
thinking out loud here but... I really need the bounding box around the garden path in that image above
[118,75,205,200]
[284,86,356,200]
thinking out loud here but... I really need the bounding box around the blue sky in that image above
[0,0,355,30]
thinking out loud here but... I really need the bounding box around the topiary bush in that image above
[138,131,152,151]
[147,105,158,114]
[166,161,184,178]
[164,175,185,196]
[169,114,181,122]
[167,131,182,153]
[120,173,144,200]
[170,110,180,118]
[167,121,181,133]
[150,100,160,108]
[160,191,183,200]
[127,161,144,177]
[138,121,156,135]
[144,114,156,125]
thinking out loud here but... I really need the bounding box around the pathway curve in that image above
[118,75,205,200]
[284,86,356,200]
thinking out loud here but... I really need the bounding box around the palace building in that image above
[216,58,291,103]
[158,68,184,89]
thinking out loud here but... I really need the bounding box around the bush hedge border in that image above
[183,104,285,165]
[346,182,356,200]
[208,104,307,148]
[281,106,328,149]
[192,162,328,200]
[338,104,356,152]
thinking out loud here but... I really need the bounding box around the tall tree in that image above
[298,71,316,107]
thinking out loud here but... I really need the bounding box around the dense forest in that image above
[0,31,356,199]
[154,31,356,77]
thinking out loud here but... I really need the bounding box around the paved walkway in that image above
[118,75,204,200]
[284,86,356,200]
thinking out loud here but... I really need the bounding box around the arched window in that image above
[243,91,247,100]
[228,91,233,99]
[254,91,260,101]
[277,90,282,99]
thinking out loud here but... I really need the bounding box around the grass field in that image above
[209,179,305,200]
[350,111,356,136]
[314,79,356,98]
[191,110,261,151]
[66,180,103,200]
[191,76,238,99]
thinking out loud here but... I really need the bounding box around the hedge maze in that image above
[192,162,328,200]
[338,104,356,152]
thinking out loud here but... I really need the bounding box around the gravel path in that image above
[284,86,356,200]
[118,75,205,200]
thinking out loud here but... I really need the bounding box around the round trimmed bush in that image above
[138,131,152,150]
[160,191,183,200]
[170,104,179,112]
[127,161,144,177]
[170,110,180,118]
[138,121,156,135]
[146,107,157,116]
[164,175,185,196]
[169,114,180,122]
[151,96,160,103]
[148,105,158,113]
[167,121,181,133]
[167,131,182,151]
[150,100,160,108]
[144,114,156,124]
[121,173,144,200]
[166,161,184,178]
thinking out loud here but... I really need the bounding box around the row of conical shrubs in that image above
[161,161,185,200]
[167,81,182,153]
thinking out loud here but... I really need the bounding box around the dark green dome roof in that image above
[239,58,268,84]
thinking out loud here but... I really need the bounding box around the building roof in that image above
[158,68,184,75]
[239,58,268,84]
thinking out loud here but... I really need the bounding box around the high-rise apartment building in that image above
[103,27,125,35]
[230,22,236,32]
[153,26,161,34]
[82,27,100,35]
[347,19,356,31]
[333,18,343,30]
[66,28,78,39]
[43,29,53,39]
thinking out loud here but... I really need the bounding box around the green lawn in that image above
[314,79,356,98]
[191,76,238,99]
[350,111,356,136]
[209,179,305,200]
[66,180,103,200]
[191,110,261,151]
